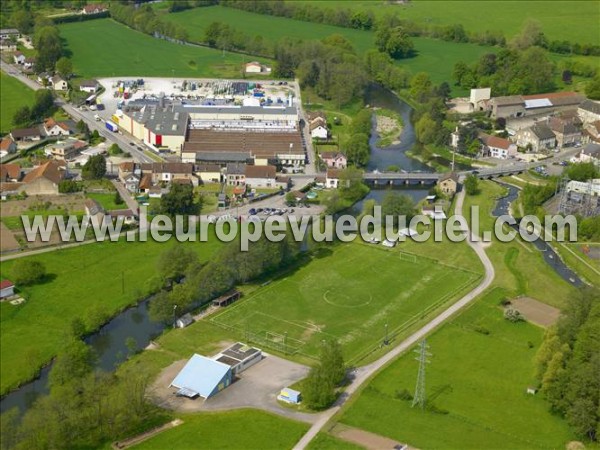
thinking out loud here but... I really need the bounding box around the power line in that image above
[412,339,431,409]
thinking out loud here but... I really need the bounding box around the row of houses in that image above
[0,160,66,197]
[2,117,77,153]
[118,161,289,195]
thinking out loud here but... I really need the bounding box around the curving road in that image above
[292,188,495,449]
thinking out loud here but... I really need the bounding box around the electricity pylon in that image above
[411,340,431,409]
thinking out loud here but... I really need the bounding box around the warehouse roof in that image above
[170,354,231,399]
[181,105,297,116]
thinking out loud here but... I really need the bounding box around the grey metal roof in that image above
[226,163,246,175]
[180,105,297,116]
[143,106,189,136]
[579,100,600,115]
[530,124,556,140]
[194,151,250,162]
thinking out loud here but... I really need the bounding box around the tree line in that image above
[218,1,599,56]
[535,288,600,441]
[149,235,302,323]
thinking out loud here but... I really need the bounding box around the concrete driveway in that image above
[148,352,317,424]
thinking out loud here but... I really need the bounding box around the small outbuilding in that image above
[212,290,241,307]
[175,313,194,329]
[278,388,301,404]
[0,280,15,299]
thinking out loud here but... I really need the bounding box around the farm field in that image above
[0,238,221,396]
[133,410,309,450]
[294,1,600,45]
[0,71,36,134]
[210,243,480,364]
[338,288,576,449]
[158,5,497,93]
[57,19,271,79]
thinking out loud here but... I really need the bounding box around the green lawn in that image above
[0,238,221,395]
[553,242,600,288]
[339,289,576,449]
[307,433,364,450]
[86,192,123,211]
[133,410,309,450]
[0,71,36,134]
[295,1,600,45]
[58,19,271,79]
[210,243,480,364]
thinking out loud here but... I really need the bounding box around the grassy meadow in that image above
[0,238,221,395]
[0,71,36,134]
[295,1,600,45]
[339,288,576,449]
[133,409,309,450]
[211,243,480,364]
[57,19,272,79]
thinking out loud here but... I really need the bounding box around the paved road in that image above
[0,61,157,164]
[111,179,140,212]
[292,188,495,450]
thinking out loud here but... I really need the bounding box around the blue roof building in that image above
[170,354,232,399]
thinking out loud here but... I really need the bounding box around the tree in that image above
[381,191,416,226]
[49,339,96,388]
[409,72,432,102]
[30,89,54,120]
[156,245,199,284]
[12,105,31,126]
[510,19,547,50]
[345,133,370,166]
[565,162,599,182]
[70,317,86,338]
[108,143,123,156]
[464,174,480,195]
[384,27,414,59]
[303,340,345,410]
[55,56,73,78]
[585,75,600,100]
[159,183,200,216]
[415,113,437,145]
[452,61,470,86]
[204,21,223,47]
[58,179,81,193]
[10,9,34,34]
[82,154,107,180]
[34,25,62,72]
[285,191,296,205]
[11,260,46,285]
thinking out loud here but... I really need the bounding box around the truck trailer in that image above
[105,121,118,132]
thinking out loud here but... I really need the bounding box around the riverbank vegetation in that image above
[373,108,403,148]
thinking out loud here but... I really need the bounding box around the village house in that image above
[244,61,271,74]
[195,164,222,184]
[47,138,87,161]
[10,126,44,144]
[0,164,22,182]
[584,121,600,143]
[226,163,246,186]
[325,168,349,189]
[37,72,52,85]
[320,151,347,169]
[515,124,557,152]
[44,118,71,137]
[244,164,277,188]
[79,79,99,93]
[0,137,17,156]
[309,117,328,140]
[21,160,65,195]
[82,3,107,14]
[118,162,141,193]
[109,209,137,225]
[12,51,25,65]
[23,57,35,70]
[84,198,105,224]
[51,75,68,91]
[0,39,16,52]
[576,143,600,167]
[0,29,20,39]
[0,280,15,299]
[548,116,582,148]
[437,172,459,197]
[144,162,196,186]
[578,100,600,125]
[479,134,517,159]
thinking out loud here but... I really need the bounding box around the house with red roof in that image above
[479,133,518,159]
[0,280,15,299]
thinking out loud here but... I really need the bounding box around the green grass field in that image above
[296,1,600,45]
[339,288,576,449]
[57,19,271,79]
[307,433,364,450]
[0,238,220,395]
[0,71,36,134]
[134,410,309,450]
[210,243,479,363]
[86,192,122,211]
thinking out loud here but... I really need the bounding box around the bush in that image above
[58,180,82,193]
[504,307,525,323]
[11,260,46,286]
[474,325,491,335]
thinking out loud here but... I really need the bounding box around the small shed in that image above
[526,386,538,395]
[0,280,15,298]
[278,388,301,404]
[212,290,241,307]
[175,313,194,329]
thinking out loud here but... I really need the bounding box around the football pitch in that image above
[211,244,480,363]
